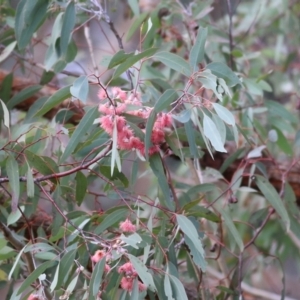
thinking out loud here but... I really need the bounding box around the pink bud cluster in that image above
[119,218,136,233]
[98,87,172,156]
[118,262,147,292]
[91,250,111,272]
[27,295,41,300]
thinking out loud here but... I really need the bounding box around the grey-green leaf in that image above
[203,114,226,152]
[70,76,89,103]
[60,106,98,163]
[128,254,156,291]
[113,48,157,78]
[212,103,235,126]
[17,261,56,295]
[154,89,178,112]
[60,1,75,55]
[88,258,106,300]
[15,0,49,49]
[255,175,290,230]
[176,215,206,271]
[219,209,244,251]
[189,27,207,70]
[154,52,191,77]
[206,62,241,87]
[6,155,20,212]
[34,85,71,117]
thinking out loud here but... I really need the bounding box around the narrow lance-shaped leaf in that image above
[220,209,244,251]
[144,110,157,159]
[128,254,156,291]
[0,41,17,63]
[60,106,98,163]
[203,114,227,153]
[255,175,290,230]
[17,261,56,295]
[176,215,207,271]
[34,85,71,117]
[75,171,87,206]
[0,99,10,129]
[60,1,75,54]
[88,258,106,300]
[189,27,207,71]
[7,85,42,109]
[153,52,191,77]
[149,154,173,211]
[6,155,20,212]
[113,48,157,78]
[15,0,49,49]
[154,89,178,112]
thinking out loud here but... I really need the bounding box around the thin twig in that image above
[0,142,112,184]
[226,0,234,69]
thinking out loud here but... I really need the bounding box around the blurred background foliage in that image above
[0,0,300,299]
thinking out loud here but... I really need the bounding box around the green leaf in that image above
[219,209,244,251]
[0,41,17,63]
[6,155,20,212]
[172,109,191,123]
[7,85,42,109]
[273,127,293,156]
[70,76,89,103]
[184,120,198,157]
[128,0,140,16]
[212,103,235,126]
[255,175,290,230]
[176,215,206,271]
[26,161,35,198]
[144,110,157,158]
[15,0,49,49]
[0,73,13,102]
[169,275,188,300]
[25,150,59,182]
[185,205,220,222]
[108,50,134,69]
[206,62,241,87]
[75,171,87,206]
[189,27,207,70]
[120,233,142,249]
[88,258,106,300]
[203,114,226,152]
[60,106,98,162]
[164,273,173,300]
[8,244,26,280]
[94,209,127,234]
[154,89,178,112]
[126,12,148,41]
[149,153,173,210]
[113,48,158,78]
[7,206,24,226]
[265,100,297,124]
[0,99,10,128]
[60,1,75,55]
[184,234,207,270]
[57,249,77,287]
[34,85,71,117]
[154,52,191,77]
[128,254,156,292]
[17,261,56,295]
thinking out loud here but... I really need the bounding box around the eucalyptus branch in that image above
[0,142,112,184]
[0,221,52,300]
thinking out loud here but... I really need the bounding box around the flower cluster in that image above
[118,262,147,292]
[119,218,136,233]
[98,87,172,156]
[27,295,41,300]
[91,250,111,273]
